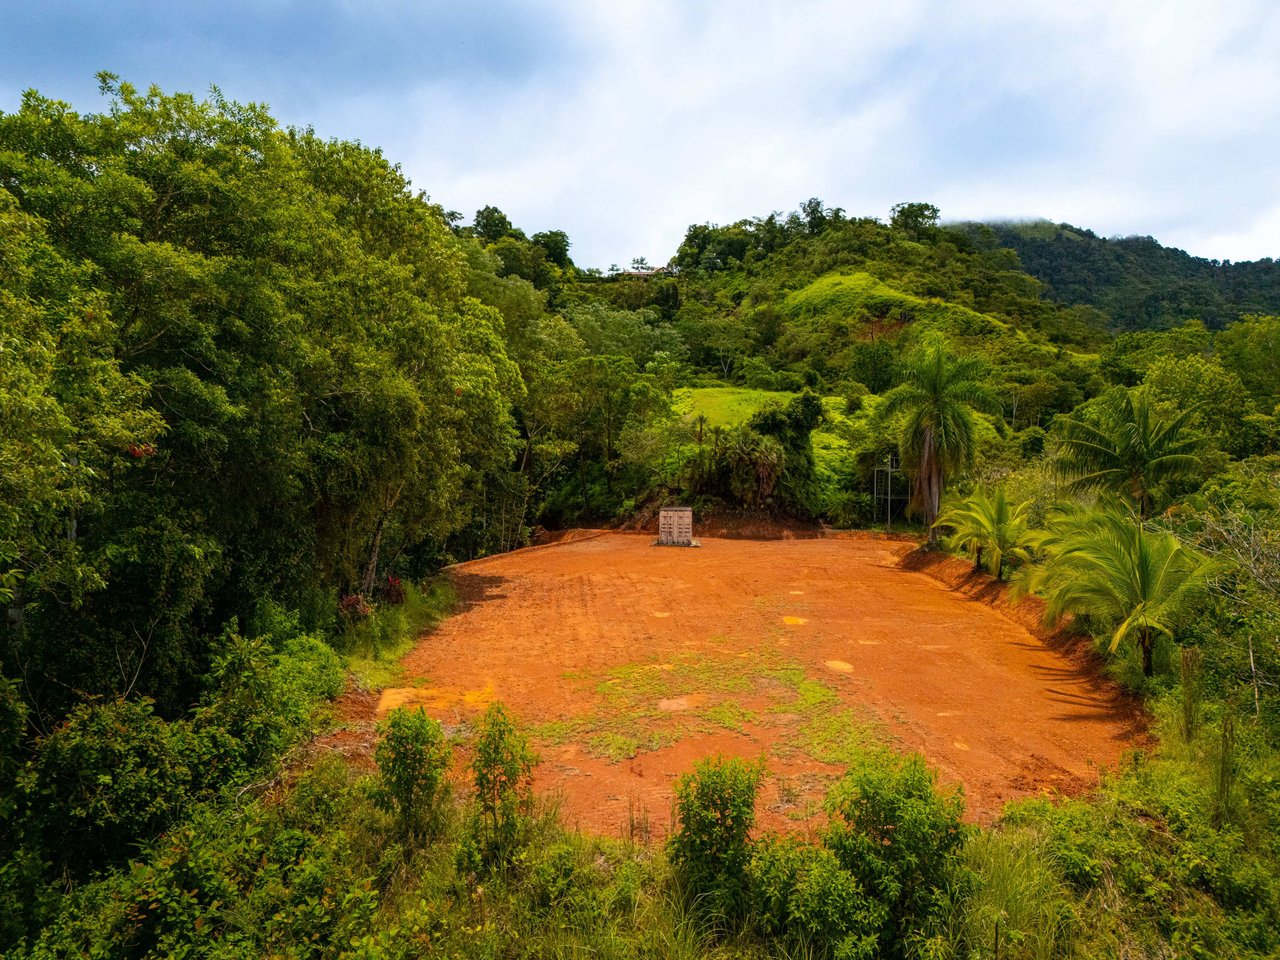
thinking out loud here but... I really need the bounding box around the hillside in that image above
[958,219,1280,331]
[3,84,1280,960]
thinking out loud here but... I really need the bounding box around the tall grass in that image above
[1212,706,1240,827]
[938,828,1078,960]
[1180,646,1203,744]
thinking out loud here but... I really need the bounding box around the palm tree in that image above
[935,487,1034,579]
[1052,390,1201,519]
[727,428,784,507]
[882,339,995,544]
[1018,502,1214,677]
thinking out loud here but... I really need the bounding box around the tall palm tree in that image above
[882,340,995,544]
[1052,390,1201,519]
[935,487,1034,579]
[1018,502,1214,677]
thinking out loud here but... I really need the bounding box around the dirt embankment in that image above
[318,531,1147,837]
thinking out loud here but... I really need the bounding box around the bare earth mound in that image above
[365,532,1146,835]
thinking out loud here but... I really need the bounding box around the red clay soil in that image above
[335,531,1147,837]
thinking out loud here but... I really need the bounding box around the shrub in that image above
[461,702,538,872]
[839,380,871,414]
[375,707,452,842]
[379,574,406,605]
[749,834,883,958]
[19,698,193,874]
[273,633,345,719]
[190,627,341,786]
[668,755,763,929]
[22,770,382,959]
[527,840,601,918]
[823,751,967,956]
[827,490,874,529]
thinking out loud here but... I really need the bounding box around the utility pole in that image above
[885,453,896,534]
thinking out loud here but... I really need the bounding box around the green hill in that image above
[959,220,1280,331]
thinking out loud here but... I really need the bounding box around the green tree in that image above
[375,707,451,841]
[1020,503,1215,677]
[1216,314,1280,407]
[1,79,522,718]
[748,391,825,513]
[889,201,940,239]
[465,702,538,869]
[1052,389,1201,519]
[0,189,163,617]
[472,205,517,243]
[531,229,572,268]
[935,486,1034,579]
[882,340,995,543]
[1144,354,1257,457]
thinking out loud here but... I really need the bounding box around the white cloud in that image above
[390,0,1279,267]
[21,0,1271,267]
[1175,201,1280,262]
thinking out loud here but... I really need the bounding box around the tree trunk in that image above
[1141,632,1154,678]
[361,515,385,597]
[922,429,942,546]
[361,482,404,597]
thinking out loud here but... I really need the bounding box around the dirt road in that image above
[364,531,1145,835]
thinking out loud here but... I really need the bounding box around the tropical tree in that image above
[882,339,995,544]
[727,428,785,508]
[1019,502,1215,677]
[935,487,1034,579]
[1052,389,1201,519]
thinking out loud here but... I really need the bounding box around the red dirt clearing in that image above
[357,531,1146,835]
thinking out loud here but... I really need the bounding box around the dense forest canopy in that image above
[958,219,1280,331]
[2,80,1279,958]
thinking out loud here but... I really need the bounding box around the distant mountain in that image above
[955,220,1280,331]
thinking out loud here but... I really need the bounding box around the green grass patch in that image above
[793,678,841,713]
[791,709,877,765]
[585,729,680,762]
[703,701,757,734]
[673,386,796,427]
[783,270,1008,339]
[532,644,883,767]
[345,580,457,690]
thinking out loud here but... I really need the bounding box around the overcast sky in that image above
[3,0,1278,268]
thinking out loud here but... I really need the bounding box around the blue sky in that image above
[3,0,1278,268]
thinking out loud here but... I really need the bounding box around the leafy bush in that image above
[826,490,875,529]
[18,698,193,875]
[190,627,342,785]
[823,751,966,956]
[668,755,763,929]
[526,840,603,920]
[375,707,451,842]
[749,834,883,958]
[839,380,871,414]
[21,758,382,959]
[460,702,538,873]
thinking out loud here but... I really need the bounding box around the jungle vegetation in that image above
[2,80,1279,958]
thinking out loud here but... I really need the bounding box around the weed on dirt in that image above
[531,643,885,769]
